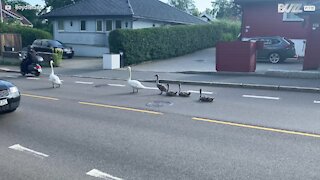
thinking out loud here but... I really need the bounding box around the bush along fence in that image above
[0,23,52,47]
[109,21,240,66]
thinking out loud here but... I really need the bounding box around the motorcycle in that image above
[19,52,43,77]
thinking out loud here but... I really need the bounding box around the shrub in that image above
[52,48,63,67]
[0,23,52,47]
[109,21,240,66]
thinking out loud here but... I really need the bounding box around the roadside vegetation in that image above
[109,21,240,66]
[0,23,52,47]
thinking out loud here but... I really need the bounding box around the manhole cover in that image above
[146,101,173,108]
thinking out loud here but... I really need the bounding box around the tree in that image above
[211,0,241,20]
[168,0,199,16]
[39,0,81,15]
[7,0,38,23]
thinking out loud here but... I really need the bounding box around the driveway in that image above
[130,47,304,73]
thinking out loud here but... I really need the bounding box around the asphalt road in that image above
[1,72,320,180]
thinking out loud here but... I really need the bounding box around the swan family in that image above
[41,64,215,102]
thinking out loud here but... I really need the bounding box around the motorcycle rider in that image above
[21,46,37,73]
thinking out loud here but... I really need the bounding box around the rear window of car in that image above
[33,40,41,46]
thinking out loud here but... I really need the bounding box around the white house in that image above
[42,0,207,57]
[200,13,215,22]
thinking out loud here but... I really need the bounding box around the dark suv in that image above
[32,39,74,59]
[244,36,297,64]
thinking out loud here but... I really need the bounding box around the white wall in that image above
[132,20,164,29]
[290,39,306,57]
[52,18,167,57]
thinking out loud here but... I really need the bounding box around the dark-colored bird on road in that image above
[155,74,167,95]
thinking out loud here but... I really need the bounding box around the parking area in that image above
[130,47,304,73]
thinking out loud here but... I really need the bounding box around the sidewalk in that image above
[1,49,320,92]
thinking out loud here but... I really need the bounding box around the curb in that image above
[149,80,320,93]
[0,68,20,73]
[179,70,320,79]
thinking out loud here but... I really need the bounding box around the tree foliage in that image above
[40,0,81,13]
[168,0,199,16]
[211,0,241,20]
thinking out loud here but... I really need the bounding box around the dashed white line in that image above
[86,169,123,180]
[75,81,94,85]
[187,90,213,95]
[144,87,158,90]
[243,95,280,100]
[26,77,40,80]
[6,75,18,78]
[9,144,49,159]
[314,100,320,104]
[108,84,126,87]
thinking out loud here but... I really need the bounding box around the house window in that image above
[58,20,64,31]
[106,20,113,31]
[116,20,122,29]
[80,20,86,31]
[125,22,129,28]
[96,20,103,32]
[283,13,304,22]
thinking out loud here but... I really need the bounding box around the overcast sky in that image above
[26,0,213,12]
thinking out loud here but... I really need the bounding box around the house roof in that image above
[41,0,206,25]
[235,0,316,3]
[199,13,215,22]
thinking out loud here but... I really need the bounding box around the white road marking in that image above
[187,90,213,95]
[9,144,49,159]
[108,84,126,87]
[243,95,280,100]
[6,75,18,78]
[75,81,94,85]
[314,101,320,104]
[86,169,123,180]
[26,77,40,80]
[144,87,158,90]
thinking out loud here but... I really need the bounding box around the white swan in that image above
[49,60,62,88]
[127,66,145,93]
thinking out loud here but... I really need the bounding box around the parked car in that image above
[244,36,297,64]
[0,80,20,113]
[31,39,74,59]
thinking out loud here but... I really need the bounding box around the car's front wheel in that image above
[269,53,282,64]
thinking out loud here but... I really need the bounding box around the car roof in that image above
[250,36,283,39]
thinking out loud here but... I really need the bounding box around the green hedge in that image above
[109,21,240,66]
[0,23,52,47]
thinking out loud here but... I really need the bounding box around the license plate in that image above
[0,99,8,106]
